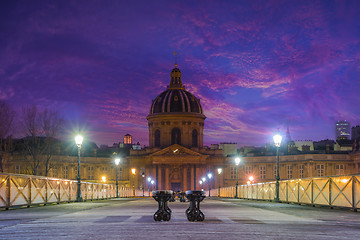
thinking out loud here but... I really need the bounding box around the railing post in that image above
[297,180,300,203]
[352,176,357,212]
[286,181,288,202]
[28,176,32,207]
[311,178,314,206]
[45,178,48,205]
[6,175,10,210]
[329,177,332,208]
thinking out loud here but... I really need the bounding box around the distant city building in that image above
[352,125,360,140]
[132,142,141,150]
[334,139,353,152]
[219,142,237,156]
[124,134,132,145]
[335,120,350,140]
[294,140,314,151]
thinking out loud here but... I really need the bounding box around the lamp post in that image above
[75,134,83,202]
[273,134,282,202]
[201,177,206,191]
[115,158,120,198]
[141,172,145,197]
[234,157,241,198]
[131,168,136,197]
[151,180,155,192]
[147,177,152,196]
[217,168,222,197]
[207,173,212,197]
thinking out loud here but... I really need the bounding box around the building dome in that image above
[149,66,203,115]
[150,89,203,114]
[147,65,206,148]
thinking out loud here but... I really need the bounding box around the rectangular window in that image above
[119,167,123,180]
[317,164,325,177]
[88,167,94,180]
[260,166,266,180]
[245,166,252,175]
[52,166,57,178]
[335,164,344,175]
[63,166,69,179]
[287,165,292,179]
[299,165,304,178]
[15,165,21,174]
[230,166,236,179]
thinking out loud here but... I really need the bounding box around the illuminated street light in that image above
[217,168,222,197]
[115,158,120,198]
[131,168,136,197]
[101,176,106,182]
[273,134,283,202]
[75,134,83,202]
[207,173,213,197]
[202,177,206,182]
[234,157,241,198]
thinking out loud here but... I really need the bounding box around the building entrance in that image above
[171,182,181,192]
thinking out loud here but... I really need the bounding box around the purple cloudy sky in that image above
[1,0,360,147]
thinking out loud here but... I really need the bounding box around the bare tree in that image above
[0,101,15,172]
[21,105,63,176]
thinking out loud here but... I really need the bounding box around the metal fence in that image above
[0,173,148,209]
[211,174,360,210]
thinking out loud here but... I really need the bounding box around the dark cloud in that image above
[1,0,359,146]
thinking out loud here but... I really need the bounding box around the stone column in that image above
[183,165,187,191]
[157,165,162,190]
[165,166,170,190]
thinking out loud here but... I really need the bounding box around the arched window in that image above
[171,128,181,145]
[192,129,198,147]
[155,130,160,147]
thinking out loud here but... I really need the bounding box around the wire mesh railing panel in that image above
[10,175,30,206]
[330,176,353,208]
[312,178,330,205]
[0,176,8,207]
[279,181,287,202]
[354,176,360,209]
[298,179,312,204]
[287,180,299,203]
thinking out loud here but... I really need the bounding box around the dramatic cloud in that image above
[1,0,359,146]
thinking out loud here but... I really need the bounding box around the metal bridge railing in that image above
[213,174,360,210]
[0,173,137,209]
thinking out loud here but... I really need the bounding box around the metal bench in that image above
[152,190,173,221]
[185,190,206,221]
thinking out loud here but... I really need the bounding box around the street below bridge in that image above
[0,198,359,239]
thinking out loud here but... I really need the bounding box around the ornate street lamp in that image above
[217,168,222,197]
[141,172,145,197]
[131,168,136,197]
[147,177,152,196]
[234,157,241,198]
[75,134,83,202]
[115,158,120,198]
[207,173,213,197]
[273,134,282,202]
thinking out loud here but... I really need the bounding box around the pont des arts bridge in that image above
[1,172,360,211]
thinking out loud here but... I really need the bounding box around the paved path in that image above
[0,198,359,239]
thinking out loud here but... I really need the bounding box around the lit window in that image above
[335,164,344,175]
[260,166,266,180]
[299,165,304,178]
[287,165,292,179]
[317,164,325,177]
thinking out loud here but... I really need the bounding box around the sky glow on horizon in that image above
[1,0,360,147]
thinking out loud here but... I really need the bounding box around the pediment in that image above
[149,144,204,157]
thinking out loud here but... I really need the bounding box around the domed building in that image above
[128,64,225,192]
[147,65,206,148]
